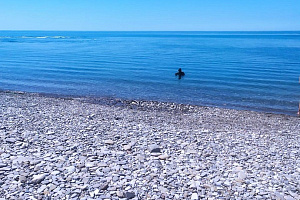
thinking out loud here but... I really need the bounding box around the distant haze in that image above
[0,0,299,31]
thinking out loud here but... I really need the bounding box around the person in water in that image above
[175,68,185,79]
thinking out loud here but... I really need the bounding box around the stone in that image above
[100,182,109,190]
[0,167,11,171]
[82,177,89,184]
[158,154,170,160]
[34,165,41,171]
[284,196,295,200]
[94,189,99,195]
[51,171,60,175]
[112,175,119,182]
[102,168,110,173]
[238,171,247,180]
[89,191,95,198]
[80,185,88,190]
[49,184,56,191]
[124,144,132,150]
[37,185,47,193]
[116,191,124,197]
[66,166,76,173]
[125,192,135,199]
[118,160,127,165]
[31,174,46,184]
[104,140,114,145]
[223,181,231,187]
[6,138,16,143]
[187,150,198,154]
[98,162,108,167]
[85,162,94,168]
[12,156,31,164]
[96,169,103,176]
[0,163,7,168]
[149,144,161,153]
[45,131,55,135]
[191,193,199,200]
[19,175,27,183]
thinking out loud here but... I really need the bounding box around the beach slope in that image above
[0,91,299,199]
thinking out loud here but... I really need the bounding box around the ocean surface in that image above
[0,31,299,115]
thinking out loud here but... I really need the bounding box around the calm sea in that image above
[0,31,299,115]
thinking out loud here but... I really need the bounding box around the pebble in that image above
[37,185,47,193]
[104,140,114,145]
[5,138,16,143]
[31,174,46,184]
[19,176,27,183]
[158,154,170,160]
[98,162,108,167]
[148,144,161,153]
[116,191,124,197]
[191,193,198,200]
[0,163,7,168]
[100,182,109,190]
[66,166,76,173]
[85,162,94,168]
[125,192,135,199]
[0,92,299,200]
[238,170,247,180]
[123,144,132,150]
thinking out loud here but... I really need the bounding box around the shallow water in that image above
[0,31,299,115]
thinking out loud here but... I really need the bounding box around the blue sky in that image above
[0,0,299,31]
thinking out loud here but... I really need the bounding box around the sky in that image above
[0,0,299,31]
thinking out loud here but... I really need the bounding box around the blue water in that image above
[0,31,300,115]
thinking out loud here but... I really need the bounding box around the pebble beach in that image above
[0,91,299,200]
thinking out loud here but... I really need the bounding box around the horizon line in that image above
[0,30,300,32]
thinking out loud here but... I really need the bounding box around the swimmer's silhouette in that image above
[175,68,185,79]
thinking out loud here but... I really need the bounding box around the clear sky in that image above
[0,0,299,31]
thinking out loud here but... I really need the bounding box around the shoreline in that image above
[1,90,299,117]
[0,90,299,199]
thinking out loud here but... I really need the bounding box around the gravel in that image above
[0,91,299,199]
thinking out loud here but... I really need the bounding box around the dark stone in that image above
[100,183,109,190]
[125,192,135,199]
[149,144,161,153]
[151,148,161,153]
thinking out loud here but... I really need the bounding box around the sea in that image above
[0,31,299,115]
